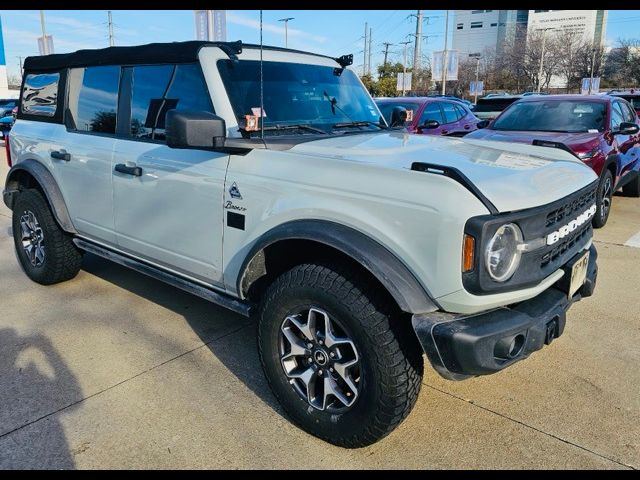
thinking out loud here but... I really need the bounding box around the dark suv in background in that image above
[467,94,640,227]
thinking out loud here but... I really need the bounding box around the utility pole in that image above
[108,11,114,47]
[469,54,481,104]
[400,40,411,96]
[382,42,393,67]
[441,10,449,95]
[17,56,23,77]
[412,10,423,72]
[39,10,49,55]
[537,28,552,93]
[368,27,373,76]
[588,47,597,95]
[363,22,368,76]
[278,17,294,48]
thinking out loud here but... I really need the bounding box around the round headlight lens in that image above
[485,223,523,282]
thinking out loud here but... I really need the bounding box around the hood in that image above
[467,128,601,151]
[288,131,598,213]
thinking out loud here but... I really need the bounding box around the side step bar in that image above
[73,238,253,317]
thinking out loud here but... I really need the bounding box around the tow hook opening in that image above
[494,333,526,361]
[545,316,560,345]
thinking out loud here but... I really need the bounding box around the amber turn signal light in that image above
[462,234,475,272]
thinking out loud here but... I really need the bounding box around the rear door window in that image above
[441,102,460,124]
[22,72,60,116]
[610,102,625,130]
[67,66,121,134]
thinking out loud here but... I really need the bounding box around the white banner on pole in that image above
[581,77,601,95]
[213,10,227,41]
[37,35,54,55]
[432,51,443,81]
[195,10,209,41]
[470,80,484,96]
[396,72,412,91]
[446,50,459,81]
[432,50,458,81]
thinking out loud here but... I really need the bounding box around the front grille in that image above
[540,223,591,268]
[545,187,597,228]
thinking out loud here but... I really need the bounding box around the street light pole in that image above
[441,10,449,95]
[588,47,597,95]
[278,17,294,48]
[400,40,411,96]
[537,28,552,93]
[473,55,481,104]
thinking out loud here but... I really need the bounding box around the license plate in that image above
[569,251,589,298]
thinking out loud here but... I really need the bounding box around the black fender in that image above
[3,159,77,234]
[237,219,440,314]
[603,154,620,180]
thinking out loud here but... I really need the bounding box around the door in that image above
[112,63,228,286]
[610,100,638,181]
[439,101,467,136]
[53,66,120,244]
[616,100,640,177]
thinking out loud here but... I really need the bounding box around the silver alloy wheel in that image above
[20,210,45,267]
[601,176,612,219]
[279,307,361,412]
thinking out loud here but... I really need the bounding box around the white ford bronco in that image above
[4,41,599,447]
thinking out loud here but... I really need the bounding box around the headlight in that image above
[485,223,523,282]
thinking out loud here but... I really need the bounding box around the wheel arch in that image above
[237,220,439,315]
[3,159,77,234]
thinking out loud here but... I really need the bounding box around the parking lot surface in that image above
[0,152,638,469]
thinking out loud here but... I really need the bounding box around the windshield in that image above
[217,59,383,135]
[492,100,606,133]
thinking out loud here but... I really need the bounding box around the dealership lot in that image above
[0,154,638,469]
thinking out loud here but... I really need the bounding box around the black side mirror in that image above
[390,106,408,128]
[166,110,226,149]
[617,122,640,135]
[476,119,490,129]
[420,120,440,130]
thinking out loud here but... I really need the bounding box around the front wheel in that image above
[593,169,614,228]
[258,263,424,448]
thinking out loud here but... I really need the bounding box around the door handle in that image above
[441,130,448,135]
[464,125,470,130]
[114,163,143,177]
[51,150,71,161]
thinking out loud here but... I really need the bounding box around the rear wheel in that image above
[258,262,424,448]
[12,189,83,284]
[593,169,614,228]
[622,174,640,197]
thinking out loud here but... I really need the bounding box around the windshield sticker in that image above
[406,110,414,122]
[588,129,598,133]
[244,115,259,131]
[251,107,267,117]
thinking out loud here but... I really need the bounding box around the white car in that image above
[3,40,599,447]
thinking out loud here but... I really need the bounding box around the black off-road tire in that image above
[592,169,614,228]
[12,188,83,285]
[622,174,640,197]
[258,262,424,448]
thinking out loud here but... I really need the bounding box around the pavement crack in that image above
[594,239,631,248]
[0,322,253,440]
[422,383,636,470]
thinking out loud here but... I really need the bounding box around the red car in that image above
[467,95,640,227]
[375,97,480,137]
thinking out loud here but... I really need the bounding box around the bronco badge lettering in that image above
[546,204,596,246]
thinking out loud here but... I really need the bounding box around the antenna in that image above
[260,10,264,141]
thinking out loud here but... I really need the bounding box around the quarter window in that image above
[441,102,460,124]
[22,72,59,116]
[129,63,213,142]
[67,66,120,134]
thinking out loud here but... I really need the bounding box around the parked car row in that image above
[375,93,640,228]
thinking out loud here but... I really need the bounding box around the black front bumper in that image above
[413,245,597,381]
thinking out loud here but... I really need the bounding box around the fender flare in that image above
[237,219,440,314]
[3,159,77,234]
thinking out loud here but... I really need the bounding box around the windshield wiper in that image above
[243,123,327,135]
[332,120,387,130]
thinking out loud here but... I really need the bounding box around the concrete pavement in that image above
[0,154,638,469]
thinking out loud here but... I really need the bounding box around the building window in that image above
[471,10,483,14]
[491,23,497,27]
[457,23,463,30]
[470,22,483,29]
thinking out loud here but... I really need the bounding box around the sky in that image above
[1,9,640,80]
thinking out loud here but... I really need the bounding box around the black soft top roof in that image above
[23,40,338,72]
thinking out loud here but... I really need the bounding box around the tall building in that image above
[527,10,607,46]
[452,10,607,62]
[452,10,529,58]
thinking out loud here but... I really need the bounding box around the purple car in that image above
[375,97,480,137]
